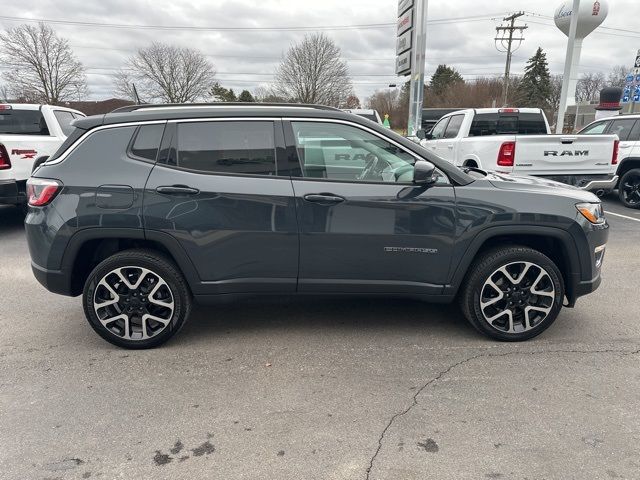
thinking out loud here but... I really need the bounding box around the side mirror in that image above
[416,129,426,140]
[413,160,437,185]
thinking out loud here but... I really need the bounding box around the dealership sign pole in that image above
[396,0,428,136]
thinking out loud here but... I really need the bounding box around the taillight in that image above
[612,139,619,165]
[26,178,62,206]
[497,141,516,167]
[0,144,11,170]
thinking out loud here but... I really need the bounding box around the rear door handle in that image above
[447,144,454,149]
[303,193,345,205]
[155,185,200,195]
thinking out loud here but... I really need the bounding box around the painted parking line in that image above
[605,210,640,223]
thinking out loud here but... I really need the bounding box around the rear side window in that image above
[174,121,276,175]
[608,119,636,141]
[443,115,464,138]
[580,121,609,135]
[0,109,49,135]
[129,124,165,161]
[469,112,547,136]
[61,126,137,164]
[54,110,76,136]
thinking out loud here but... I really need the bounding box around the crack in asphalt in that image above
[364,346,640,480]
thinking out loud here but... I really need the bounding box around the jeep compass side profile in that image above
[25,104,609,348]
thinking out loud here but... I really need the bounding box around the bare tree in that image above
[607,65,632,88]
[0,84,9,102]
[576,72,606,102]
[118,42,215,103]
[274,33,353,107]
[0,23,86,104]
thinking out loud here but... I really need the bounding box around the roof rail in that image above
[110,102,341,114]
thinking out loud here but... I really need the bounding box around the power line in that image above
[0,13,507,32]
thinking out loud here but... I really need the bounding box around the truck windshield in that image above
[469,112,547,136]
[0,109,50,135]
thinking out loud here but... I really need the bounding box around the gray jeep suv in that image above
[25,104,609,348]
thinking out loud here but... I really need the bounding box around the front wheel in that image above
[83,249,192,349]
[459,246,564,341]
[618,168,640,209]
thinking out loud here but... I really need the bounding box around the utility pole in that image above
[495,12,527,106]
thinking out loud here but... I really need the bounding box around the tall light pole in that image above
[555,0,581,133]
[554,0,609,133]
[406,0,428,136]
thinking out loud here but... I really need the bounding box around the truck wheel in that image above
[83,249,192,349]
[459,246,564,341]
[618,168,640,209]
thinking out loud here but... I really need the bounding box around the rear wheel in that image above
[83,249,191,349]
[618,168,640,209]
[459,246,564,341]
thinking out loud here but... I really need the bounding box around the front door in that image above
[286,120,457,295]
[144,119,299,294]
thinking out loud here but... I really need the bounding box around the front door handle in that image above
[155,185,200,195]
[447,144,454,149]
[303,193,345,205]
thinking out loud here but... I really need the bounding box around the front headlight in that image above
[576,202,605,224]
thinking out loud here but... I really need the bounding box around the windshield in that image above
[0,109,50,135]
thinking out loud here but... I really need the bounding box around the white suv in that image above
[580,115,640,208]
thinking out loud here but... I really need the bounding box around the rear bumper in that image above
[31,261,74,296]
[538,174,618,194]
[579,175,618,193]
[0,179,20,205]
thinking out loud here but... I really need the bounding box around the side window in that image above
[175,121,276,175]
[516,113,548,134]
[628,120,640,142]
[580,121,609,135]
[291,121,418,183]
[128,124,165,161]
[443,115,464,139]
[608,119,636,141]
[430,117,449,139]
[54,110,76,136]
[63,126,137,164]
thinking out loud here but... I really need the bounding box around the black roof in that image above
[71,102,472,186]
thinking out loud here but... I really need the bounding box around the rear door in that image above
[285,119,457,294]
[143,118,299,294]
[606,118,638,163]
[423,116,450,159]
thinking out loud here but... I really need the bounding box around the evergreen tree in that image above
[516,47,552,108]
[210,82,237,102]
[238,90,255,102]
[429,65,464,97]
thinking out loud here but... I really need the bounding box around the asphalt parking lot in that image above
[1,197,639,480]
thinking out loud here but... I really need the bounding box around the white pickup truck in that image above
[0,103,85,208]
[418,107,620,195]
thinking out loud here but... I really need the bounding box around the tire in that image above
[83,249,192,349]
[459,246,564,341]
[618,168,640,209]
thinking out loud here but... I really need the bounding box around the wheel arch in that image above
[62,228,201,296]
[615,157,640,185]
[445,226,581,305]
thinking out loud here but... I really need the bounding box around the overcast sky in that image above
[1,0,638,102]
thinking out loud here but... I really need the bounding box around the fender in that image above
[61,227,203,295]
[443,225,582,302]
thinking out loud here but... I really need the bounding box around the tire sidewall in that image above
[618,168,640,209]
[83,253,189,349]
[468,249,564,341]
